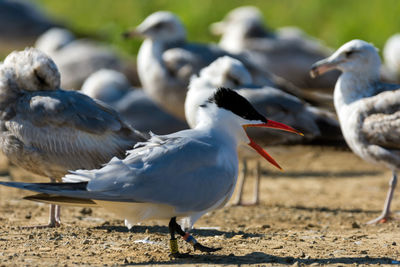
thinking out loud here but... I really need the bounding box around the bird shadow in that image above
[123,252,398,265]
[261,170,383,179]
[93,224,263,238]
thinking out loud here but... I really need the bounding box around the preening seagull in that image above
[311,39,400,224]
[0,48,146,227]
[210,6,339,90]
[81,69,188,134]
[124,11,303,120]
[0,88,302,257]
[186,56,341,206]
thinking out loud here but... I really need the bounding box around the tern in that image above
[0,48,146,227]
[186,56,341,206]
[311,39,400,224]
[124,11,305,120]
[0,88,302,257]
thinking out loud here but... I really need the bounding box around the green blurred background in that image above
[34,0,400,58]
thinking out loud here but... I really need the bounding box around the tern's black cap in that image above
[207,87,268,123]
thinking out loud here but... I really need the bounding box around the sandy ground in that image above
[0,145,399,266]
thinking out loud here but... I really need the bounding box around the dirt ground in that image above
[0,145,399,266]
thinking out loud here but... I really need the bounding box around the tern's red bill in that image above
[243,119,303,170]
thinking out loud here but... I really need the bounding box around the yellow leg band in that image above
[169,239,179,254]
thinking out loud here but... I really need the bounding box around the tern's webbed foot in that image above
[193,242,221,253]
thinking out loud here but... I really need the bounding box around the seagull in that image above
[124,11,304,120]
[210,6,339,91]
[0,48,147,227]
[35,27,133,90]
[0,88,302,257]
[310,39,400,224]
[383,33,400,83]
[81,69,188,134]
[185,56,341,206]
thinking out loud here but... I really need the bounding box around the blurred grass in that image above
[34,0,400,58]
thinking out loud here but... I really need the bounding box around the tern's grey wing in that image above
[3,89,145,177]
[67,134,235,213]
[361,90,400,150]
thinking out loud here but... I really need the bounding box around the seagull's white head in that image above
[210,6,264,36]
[383,33,400,75]
[124,11,186,43]
[198,88,302,170]
[3,48,60,91]
[196,56,252,88]
[35,27,75,54]
[310,39,381,80]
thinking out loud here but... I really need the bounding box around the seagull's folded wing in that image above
[361,89,400,152]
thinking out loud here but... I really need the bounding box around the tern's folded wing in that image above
[66,135,236,213]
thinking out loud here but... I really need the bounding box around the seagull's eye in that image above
[153,22,164,30]
[345,50,355,58]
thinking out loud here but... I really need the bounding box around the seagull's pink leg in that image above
[231,159,247,206]
[367,171,397,224]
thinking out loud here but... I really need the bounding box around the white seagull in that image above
[186,56,341,206]
[383,33,400,83]
[210,6,339,90]
[0,48,146,227]
[81,69,188,134]
[124,11,302,120]
[310,39,400,224]
[0,88,302,257]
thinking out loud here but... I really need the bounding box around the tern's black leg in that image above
[168,217,191,258]
[169,217,221,254]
